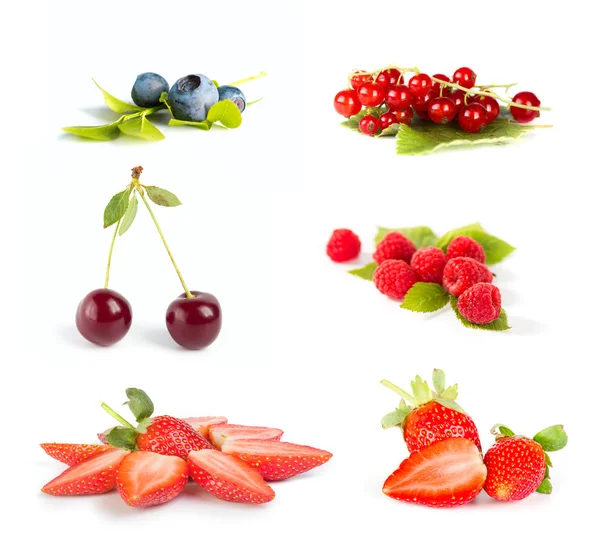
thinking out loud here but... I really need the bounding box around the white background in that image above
[4,0,599,555]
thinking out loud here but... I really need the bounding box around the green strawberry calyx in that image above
[380,369,466,429]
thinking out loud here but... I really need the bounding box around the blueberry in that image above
[217,85,246,112]
[131,72,169,108]
[168,74,218,122]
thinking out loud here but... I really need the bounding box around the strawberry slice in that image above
[116,451,189,508]
[183,416,228,438]
[41,449,129,496]
[188,449,275,504]
[222,440,333,481]
[40,443,117,466]
[382,438,486,507]
[208,424,283,449]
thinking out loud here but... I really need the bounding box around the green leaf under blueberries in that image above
[168,118,213,130]
[432,369,445,395]
[450,296,511,331]
[207,100,242,129]
[348,262,377,281]
[104,189,130,228]
[118,114,165,141]
[401,283,450,313]
[119,194,137,236]
[375,226,438,249]
[93,79,141,114]
[105,426,137,450]
[124,388,154,422]
[533,425,568,452]
[62,122,121,141]
[536,478,553,494]
[145,186,182,207]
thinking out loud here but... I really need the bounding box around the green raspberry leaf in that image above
[207,100,242,129]
[118,114,165,141]
[436,223,486,250]
[432,369,445,395]
[124,388,154,422]
[536,478,553,494]
[145,186,182,207]
[93,79,141,114]
[348,262,377,281]
[450,296,511,331]
[375,226,438,249]
[533,425,568,452]
[62,122,121,141]
[105,426,137,450]
[119,194,137,236]
[401,283,449,313]
[104,189,130,228]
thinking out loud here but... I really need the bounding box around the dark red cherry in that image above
[76,288,132,347]
[166,291,222,350]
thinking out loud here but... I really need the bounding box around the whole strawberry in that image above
[446,236,486,264]
[484,424,567,501]
[457,283,501,324]
[443,256,492,296]
[410,247,447,284]
[373,259,417,299]
[326,229,361,262]
[373,232,416,265]
[381,369,481,452]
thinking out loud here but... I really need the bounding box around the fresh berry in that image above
[168,74,218,122]
[453,67,477,88]
[76,289,132,347]
[131,72,169,108]
[428,97,457,124]
[408,73,432,97]
[350,71,371,91]
[446,236,486,264]
[373,260,417,299]
[510,91,541,123]
[391,108,414,125]
[116,451,188,508]
[383,438,486,507]
[431,73,450,95]
[40,443,117,466]
[222,440,333,481]
[182,416,228,438]
[188,449,275,503]
[386,85,412,110]
[359,115,379,135]
[457,283,502,325]
[209,424,284,450]
[415,108,431,120]
[373,232,416,265]
[41,449,129,496]
[411,89,435,111]
[471,94,500,123]
[218,85,246,112]
[357,82,386,107]
[333,89,361,117]
[326,229,361,262]
[410,247,447,284]
[458,103,488,133]
[379,112,397,130]
[376,68,403,89]
[448,90,468,113]
[442,256,492,296]
[166,291,222,350]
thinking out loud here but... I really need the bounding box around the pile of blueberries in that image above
[131,72,246,122]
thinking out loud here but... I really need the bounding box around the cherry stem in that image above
[380,380,416,405]
[104,217,121,289]
[101,402,135,429]
[229,71,267,87]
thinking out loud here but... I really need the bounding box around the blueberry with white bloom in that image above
[217,85,246,112]
[167,74,218,122]
[131,72,169,108]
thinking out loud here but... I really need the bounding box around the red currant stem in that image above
[476,82,518,90]
[104,215,122,289]
[380,380,417,405]
[101,402,135,429]
[229,71,267,87]
[136,184,194,299]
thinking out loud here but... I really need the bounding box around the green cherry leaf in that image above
[105,426,138,450]
[62,122,121,141]
[401,282,449,313]
[432,369,446,395]
[450,297,511,331]
[93,79,141,114]
[124,388,154,422]
[533,425,568,452]
[168,118,213,130]
[207,99,242,128]
[536,478,553,494]
[348,262,377,281]
[375,226,438,249]
[145,186,182,207]
[104,189,130,228]
[119,194,138,236]
[118,114,165,141]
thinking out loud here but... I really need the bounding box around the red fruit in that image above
[350,71,371,91]
[376,68,403,89]
[326,228,361,262]
[510,91,541,123]
[76,288,132,347]
[373,232,416,265]
[116,451,188,508]
[188,450,275,504]
[442,256,493,297]
[431,73,450,95]
[333,89,361,118]
[457,283,502,325]
[410,247,447,284]
[373,260,417,299]
[41,449,129,496]
[166,291,222,350]
[137,415,215,460]
[391,108,414,125]
[428,97,457,124]
[386,85,412,110]
[209,424,284,450]
[411,89,435,112]
[357,82,386,107]
[222,440,333,481]
[448,90,468,113]
[359,115,379,135]
[415,108,431,120]
[383,438,486,507]
[446,236,486,264]
[378,111,397,130]
[458,103,488,133]
[408,73,432,97]
[471,94,500,123]
[182,416,228,438]
[453,67,477,88]
[40,443,117,466]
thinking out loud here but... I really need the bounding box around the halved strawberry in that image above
[188,449,275,504]
[222,440,333,481]
[116,451,189,507]
[208,424,283,449]
[41,449,129,496]
[382,438,486,507]
[183,416,228,438]
[40,443,117,466]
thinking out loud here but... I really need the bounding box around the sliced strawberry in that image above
[40,443,117,466]
[188,449,275,504]
[41,449,129,496]
[183,416,228,438]
[382,438,486,507]
[208,424,283,449]
[222,440,333,481]
[116,451,189,508]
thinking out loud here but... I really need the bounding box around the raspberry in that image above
[373,232,416,265]
[410,247,447,284]
[446,236,486,264]
[442,256,493,297]
[326,229,361,262]
[373,260,417,299]
[457,283,502,324]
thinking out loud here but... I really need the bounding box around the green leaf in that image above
[118,114,165,141]
[136,417,153,434]
[436,223,486,251]
[410,376,432,406]
[433,398,464,413]
[168,118,213,130]
[450,296,511,331]
[93,79,141,114]
[207,99,242,128]
[375,226,438,249]
[378,123,400,137]
[348,262,377,281]
[536,478,553,494]
[105,426,137,450]
[440,384,458,401]
[119,194,137,236]
[104,189,130,228]
[401,283,450,313]
[381,399,412,429]
[145,186,182,207]
[533,425,568,452]
[493,424,516,437]
[124,388,154,422]
[62,122,121,141]
[545,453,553,468]
[432,369,445,395]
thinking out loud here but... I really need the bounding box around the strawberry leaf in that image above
[124,388,154,422]
[401,283,449,313]
[536,478,552,494]
[381,399,412,428]
[375,226,438,248]
[104,189,130,228]
[450,296,511,331]
[145,186,182,207]
[105,426,137,450]
[533,425,568,452]
[433,398,464,413]
[348,262,377,281]
[432,369,445,395]
[410,376,432,406]
[440,384,458,401]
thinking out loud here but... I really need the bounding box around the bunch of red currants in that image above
[333,66,543,135]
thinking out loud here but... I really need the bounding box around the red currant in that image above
[386,84,412,110]
[351,71,372,91]
[358,82,386,107]
[431,73,450,95]
[411,89,435,111]
[458,103,487,133]
[391,108,414,125]
[378,111,398,130]
[428,97,457,124]
[408,73,432,97]
[359,114,380,135]
[415,108,431,120]
[448,90,468,113]
[510,91,540,123]
[376,68,403,90]
[472,93,500,123]
[453,67,477,88]
[333,89,361,117]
